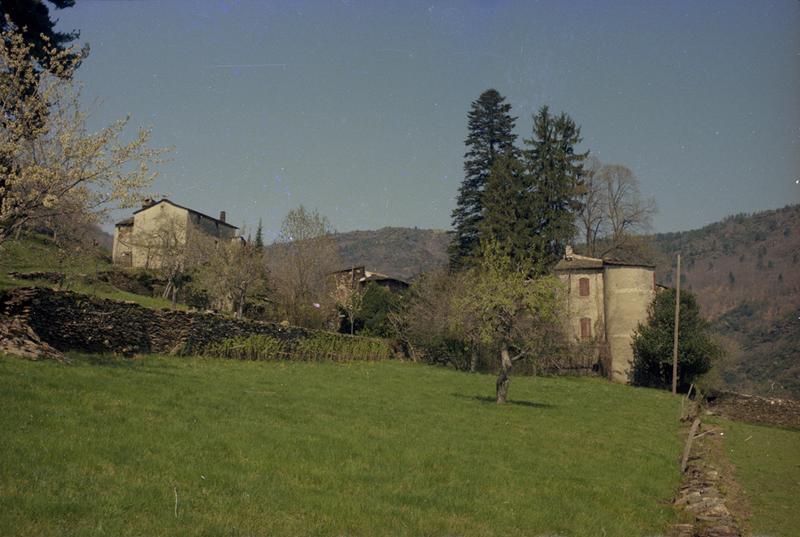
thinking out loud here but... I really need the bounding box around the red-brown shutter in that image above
[579,277,590,296]
[580,318,592,339]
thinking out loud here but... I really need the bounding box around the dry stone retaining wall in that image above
[0,287,360,359]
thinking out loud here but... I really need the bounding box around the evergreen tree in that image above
[522,106,587,272]
[254,218,264,251]
[631,289,719,392]
[1,0,84,69]
[480,152,531,268]
[449,89,517,270]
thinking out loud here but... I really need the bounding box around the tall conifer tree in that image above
[522,106,587,272]
[480,153,529,266]
[449,89,517,270]
[254,218,264,251]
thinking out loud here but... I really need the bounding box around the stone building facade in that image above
[112,199,238,268]
[554,247,655,383]
[331,266,409,295]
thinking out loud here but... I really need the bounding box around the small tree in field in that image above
[631,289,719,392]
[459,240,563,403]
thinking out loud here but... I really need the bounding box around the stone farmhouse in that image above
[112,199,238,269]
[331,266,410,295]
[554,246,656,383]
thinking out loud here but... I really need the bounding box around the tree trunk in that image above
[162,280,172,300]
[469,351,478,373]
[171,285,177,310]
[496,346,513,404]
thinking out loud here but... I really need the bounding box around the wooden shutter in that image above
[580,318,592,339]
[579,277,590,296]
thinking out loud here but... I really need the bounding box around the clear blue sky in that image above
[57,1,799,238]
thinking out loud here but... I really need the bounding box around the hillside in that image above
[331,205,800,398]
[332,227,451,281]
[651,204,799,322]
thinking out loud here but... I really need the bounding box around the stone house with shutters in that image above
[554,246,656,383]
[112,199,238,269]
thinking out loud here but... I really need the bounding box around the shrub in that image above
[631,289,719,392]
[203,333,392,362]
[354,283,403,338]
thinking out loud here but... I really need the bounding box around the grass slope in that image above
[0,234,180,310]
[0,355,683,536]
[717,419,800,537]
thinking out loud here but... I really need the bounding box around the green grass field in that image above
[718,419,800,537]
[0,354,685,536]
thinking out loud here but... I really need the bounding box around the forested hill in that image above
[651,204,799,323]
[649,204,800,398]
[332,204,800,398]
[332,227,451,281]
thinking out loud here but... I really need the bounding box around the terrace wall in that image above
[0,287,359,358]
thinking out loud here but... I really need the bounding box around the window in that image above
[580,318,592,339]
[579,277,590,296]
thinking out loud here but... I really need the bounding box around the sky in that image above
[55,0,800,239]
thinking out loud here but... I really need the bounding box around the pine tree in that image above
[522,106,587,272]
[254,218,264,251]
[1,0,85,70]
[480,152,530,267]
[449,89,517,270]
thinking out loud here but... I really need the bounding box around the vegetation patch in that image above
[0,354,683,536]
[204,333,393,362]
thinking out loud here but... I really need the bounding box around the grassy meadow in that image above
[717,418,800,537]
[0,354,684,536]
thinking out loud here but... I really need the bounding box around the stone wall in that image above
[706,391,800,429]
[0,287,375,359]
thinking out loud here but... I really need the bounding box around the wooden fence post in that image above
[680,418,701,473]
[672,253,681,395]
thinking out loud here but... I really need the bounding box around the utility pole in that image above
[672,253,681,395]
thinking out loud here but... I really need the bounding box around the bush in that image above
[203,333,392,362]
[631,289,719,392]
[355,283,403,338]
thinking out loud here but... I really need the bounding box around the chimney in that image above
[141,197,155,209]
[219,211,226,223]
[565,245,574,260]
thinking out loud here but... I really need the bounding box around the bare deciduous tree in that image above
[578,156,605,257]
[578,159,656,258]
[332,270,364,335]
[193,235,268,318]
[0,24,165,245]
[267,206,340,328]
